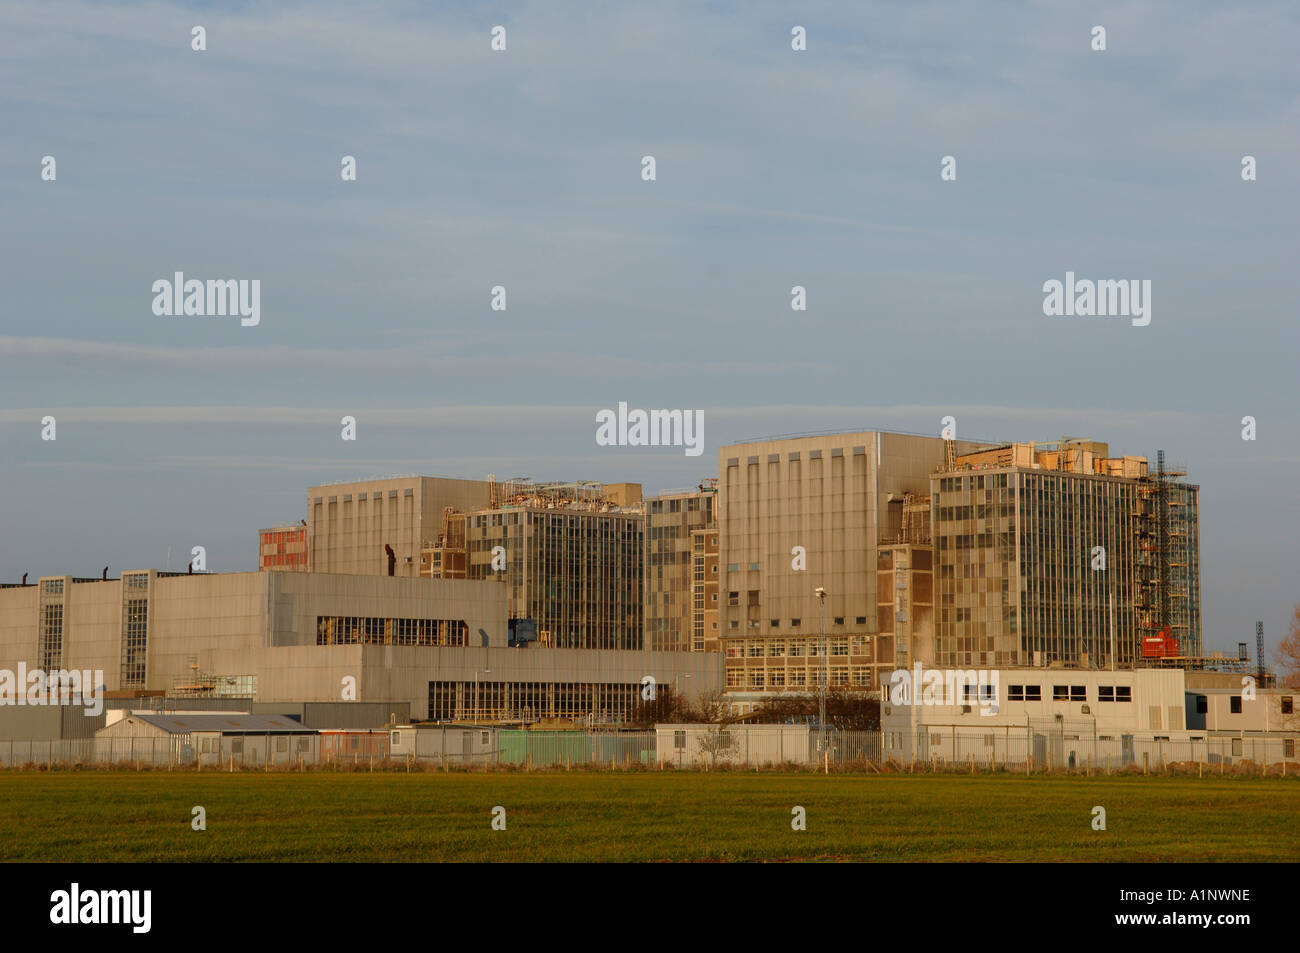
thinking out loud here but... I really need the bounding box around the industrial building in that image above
[306,475,498,577]
[645,480,718,652]
[259,524,307,571]
[423,479,645,650]
[880,666,1295,768]
[0,569,720,723]
[717,430,989,707]
[930,440,1201,668]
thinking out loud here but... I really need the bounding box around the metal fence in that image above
[2,729,1292,772]
[900,724,1300,772]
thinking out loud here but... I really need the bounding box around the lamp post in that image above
[816,587,828,756]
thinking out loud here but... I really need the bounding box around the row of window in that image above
[315,616,469,647]
[1005,684,1133,702]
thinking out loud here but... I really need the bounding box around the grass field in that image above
[2,771,1296,862]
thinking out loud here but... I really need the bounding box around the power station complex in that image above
[1,429,1294,766]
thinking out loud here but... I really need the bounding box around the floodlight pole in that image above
[817,587,828,754]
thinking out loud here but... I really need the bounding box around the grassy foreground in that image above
[1,771,1295,862]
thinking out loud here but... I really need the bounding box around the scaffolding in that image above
[1134,450,1198,656]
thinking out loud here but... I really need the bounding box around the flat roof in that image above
[118,713,312,734]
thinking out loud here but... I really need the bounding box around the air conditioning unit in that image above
[961,705,972,714]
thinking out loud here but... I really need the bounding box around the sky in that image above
[1,0,1297,658]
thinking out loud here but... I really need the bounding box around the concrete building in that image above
[0,569,720,723]
[424,480,645,650]
[259,524,307,571]
[717,431,988,706]
[690,525,721,653]
[307,475,496,578]
[645,480,718,652]
[881,666,1296,768]
[930,440,1201,668]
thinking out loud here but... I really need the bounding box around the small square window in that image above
[1230,696,1242,714]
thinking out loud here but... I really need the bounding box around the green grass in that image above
[1,772,1296,861]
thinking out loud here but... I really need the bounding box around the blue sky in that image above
[1,1,1297,657]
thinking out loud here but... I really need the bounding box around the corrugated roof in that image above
[117,713,313,734]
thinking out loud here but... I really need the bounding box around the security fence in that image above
[897,722,1300,772]
[1,728,1293,772]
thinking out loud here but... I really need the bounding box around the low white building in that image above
[881,667,1299,768]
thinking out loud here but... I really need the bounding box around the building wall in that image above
[308,476,493,578]
[0,571,510,697]
[0,571,716,722]
[930,466,1201,668]
[691,527,720,652]
[717,432,985,694]
[456,505,645,650]
[645,486,717,651]
[259,526,307,571]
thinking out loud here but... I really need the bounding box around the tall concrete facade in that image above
[0,571,719,721]
[307,476,494,578]
[717,431,986,703]
[645,481,717,652]
[930,441,1201,669]
[424,483,645,650]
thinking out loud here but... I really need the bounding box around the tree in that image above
[695,725,740,768]
[749,688,880,730]
[623,689,687,728]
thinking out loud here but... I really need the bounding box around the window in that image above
[674,730,686,749]
[790,618,801,627]
[1283,697,1294,715]
[984,734,995,747]
[297,738,311,753]
[833,617,844,626]
[1116,687,1131,702]
[856,616,867,625]
[1286,740,1295,758]
[1071,686,1086,701]
[1196,696,1207,714]
[231,740,243,753]
[391,731,400,746]
[1099,686,1114,702]
[1008,685,1024,701]
[481,731,489,744]
[1230,696,1242,714]
[277,737,288,753]
[1053,685,1068,701]
[1024,685,1041,701]
[930,734,942,747]
[1231,738,1243,756]
[728,591,739,606]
